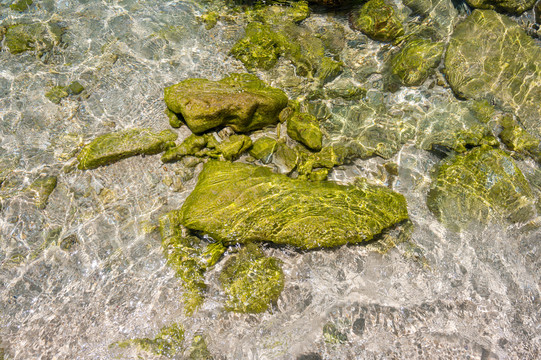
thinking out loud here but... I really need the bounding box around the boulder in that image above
[349,0,404,42]
[391,39,444,87]
[164,74,288,134]
[444,10,541,138]
[180,161,409,249]
[427,146,537,230]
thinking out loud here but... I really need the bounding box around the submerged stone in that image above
[286,111,323,151]
[45,86,68,104]
[216,134,252,161]
[25,175,57,209]
[219,243,284,313]
[180,161,409,249]
[160,210,226,315]
[415,99,498,153]
[4,22,64,55]
[465,0,536,14]
[444,10,541,138]
[427,146,537,231]
[112,323,185,357]
[164,74,288,134]
[319,101,416,159]
[349,0,404,42]
[249,137,278,163]
[499,116,541,161]
[10,0,33,11]
[230,4,343,83]
[403,0,460,40]
[77,128,177,170]
[391,39,444,87]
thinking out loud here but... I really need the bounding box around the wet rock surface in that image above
[427,146,537,230]
[164,74,288,134]
[444,10,541,138]
[180,161,409,249]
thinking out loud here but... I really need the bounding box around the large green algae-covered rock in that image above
[427,146,537,231]
[444,10,541,139]
[164,74,288,134]
[219,243,284,313]
[403,0,460,40]
[4,22,64,54]
[465,0,536,14]
[349,0,404,42]
[391,39,444,87]
[180,161,409,249]
[77,128,177,170]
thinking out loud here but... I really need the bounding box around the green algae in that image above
[427,146,537,231]
[4,22,64,55]
[162,133,252,163]
[285,111,323,151]
[465,0,536,14]
[230,2,343,83]
[249,137,278,163]
[444,10,541,138]
[25,175,57,209]
[180,160,409,250]
[160,210,225,315]
[188,334,213,360]
[10,0,33,11]
[349,0,404,42]
[499,116,541,161]
[323,322,348,344]
[77,128,177,170]
[45,81,84,103]
[45,86,69,104]
[201,11,219,30]
[219,243,284,313]
[296,145,348,179]
[112,323,185,357]
[415,99,498,153]
[391,39,444,87]
[164,74,288,134]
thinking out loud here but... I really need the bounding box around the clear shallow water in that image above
[1,0,540,359]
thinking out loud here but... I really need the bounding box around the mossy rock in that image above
[286,111,323,151]
[162,133,252,163]
[427,146,537,231]
[180,160,409,249]
[444,10,541,139]
[391,39,444,87]
[499,116,541,161]
[164,74,288,134]
[349,0,404,42]
[188,335,213,360]
[77,128,178,170]
[296,145,348,179]
[415,98,498,153]
[230,4,343,83]
[4,22,64,55]
[249,137,278,163]
[465,0,536,14]
[45,86,69,104]
[10,0,33,11]
[219,243,284,313]
[25,175,57,209]
[402,0,460,40]
[112,323,185,357]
